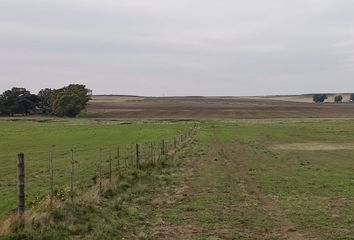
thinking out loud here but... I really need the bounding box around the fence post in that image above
[116,145,120,171]
[99,148,103,194]
[150,142,153,165]
[174,137,177,149]
[161,139,165,155]
[136,144,140,168]
[17,153,25,218]
[70,150,74,203]
[48,151,54,209]
[124,145,127,168]
[130,144,134,167]
[109,147,112,184]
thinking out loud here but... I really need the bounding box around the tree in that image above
[38,88,55,114]
[334,95,343,103]
[17,92,39,115]
[0,88,38,116]
[350,94,354,102]
[52,92,84,117]
[313,94,327,103]
[50,84,92,117]
[1,84,91,117]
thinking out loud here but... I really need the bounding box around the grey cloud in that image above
[1,0,354,96]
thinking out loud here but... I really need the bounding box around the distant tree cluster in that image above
[334,95,343,103]
[0,84,91,117]
[313,94,328,103]
[313,94,354,103]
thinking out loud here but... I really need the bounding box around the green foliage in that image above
[1,84,91,117]
[0,88,39,116]
[44,84,92,117]
[37,88,54,114]
[52,93,84,117]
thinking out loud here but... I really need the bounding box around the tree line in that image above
[313,94,354,103]
[0,84,91,117]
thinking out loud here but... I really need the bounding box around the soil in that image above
[87,96,354,119]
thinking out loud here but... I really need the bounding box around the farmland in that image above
[0,118,193,218]
[1,96,354,239]
[87,95,354,119]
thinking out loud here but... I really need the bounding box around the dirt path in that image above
[146,138,320,239]
[220,142,307,240]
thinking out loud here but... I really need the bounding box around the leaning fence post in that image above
[70,150,74,203]
[136,144,140,168]
[48,151,54,209]
[17,153,25,218]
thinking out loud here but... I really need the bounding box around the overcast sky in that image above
[1,0,354,96]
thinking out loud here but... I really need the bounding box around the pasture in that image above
[1,116,354,239]
[0,118,193,217]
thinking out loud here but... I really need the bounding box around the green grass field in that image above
[1,118,354,239]
[0,118,193,218]
[190,119,354,239]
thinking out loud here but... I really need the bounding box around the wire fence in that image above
[12,124,198,220]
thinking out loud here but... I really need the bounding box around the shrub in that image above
[334,95,343,103]
[313,94,327,103]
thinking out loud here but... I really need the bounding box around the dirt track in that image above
[87,96,354,119]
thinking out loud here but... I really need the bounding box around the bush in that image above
[313,94,327,103]
[334,95,343,103]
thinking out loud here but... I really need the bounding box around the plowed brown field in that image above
[87,95,354,119]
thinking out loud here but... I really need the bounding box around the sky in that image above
[1,0,354,96]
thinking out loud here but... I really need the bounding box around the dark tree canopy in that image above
[313,94,328,103]
[334,95,343,103]
[50,84,92,117]
[350,94,354,101]
[38,88,55,114]
[52,93,84,117]
[0,84,91,117]
[0,88,38,116]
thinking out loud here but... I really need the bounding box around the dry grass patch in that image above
[271,142,354,151]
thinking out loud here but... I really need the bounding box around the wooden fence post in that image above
[99,148,103,194]
[70,150,74,203]
[17,153,25,217]
[48,151,54,209]
[130,144,134,167]
[109,147,112,184]
[150,142,153,165]
[124,145,127,168]
[161,139,165,155]
[136,144,140,168]
[116,145,120,171]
